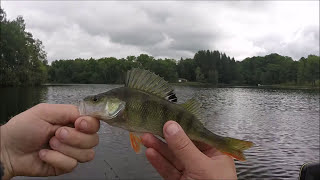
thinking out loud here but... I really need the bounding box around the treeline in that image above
[0,9,48,86]
[48,52,319,86]
[1,9,319,87]
[241,54,319,86]
[48,55,178,84]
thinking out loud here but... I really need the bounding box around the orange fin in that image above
[223,151,246,161]
[129,132,142,154]
[222,137,254,161]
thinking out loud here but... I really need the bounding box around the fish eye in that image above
[93,96,98,102]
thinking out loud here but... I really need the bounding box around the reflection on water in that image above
[0,86,48,124]
[2,85,319,179]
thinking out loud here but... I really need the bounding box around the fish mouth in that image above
[79,100,86,115]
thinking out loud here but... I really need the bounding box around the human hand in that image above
[141,121,237,180]
[0,103,100,180]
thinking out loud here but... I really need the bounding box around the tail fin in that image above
[193,128,254,161]
[221,137,254,161]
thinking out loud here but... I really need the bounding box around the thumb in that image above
[163,121,206,167]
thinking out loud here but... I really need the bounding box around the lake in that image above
[1,84,319,180]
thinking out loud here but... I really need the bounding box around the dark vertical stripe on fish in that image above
[176,111,184,124]
[162,105,169,122]
[140,99,149,125]
[185,115,194,133]
[123,87,130,100]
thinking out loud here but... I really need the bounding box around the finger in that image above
[145,148,181,180]
[49,137,95,163]
[74,116,100,134]
[163,121,207,167]
[32,103,79,125]
[48,125,62,137]
[55,127,99,149]
[141,133,171,157]
[141,133,184,171]
[193,141,212,152]
[39,149,77,174]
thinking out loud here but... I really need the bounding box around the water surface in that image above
[1,85,319,179]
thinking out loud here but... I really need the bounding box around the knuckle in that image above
[72,132,82,147]
[79,149,95,163]
[94,134,99,146]
[88,118,100,132]
[89,134,99,147]
[90,150,96,160]
[86,149,95,162]
[54,169,64,176]
[49,137,59,150]
[35,103,48,111]
[186,168,208,179]
[62,128,81,147]
[33,103,51,120]
[174,136,190,151]
[149,139,158,148]
[66,161,78,173]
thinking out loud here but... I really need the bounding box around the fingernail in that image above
[165,123,179,136]
[39,149,47,158]
[50,138,60,149]
[80,119,88,130]
[60,128,68,139]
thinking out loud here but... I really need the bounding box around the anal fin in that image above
[129,132,142,154]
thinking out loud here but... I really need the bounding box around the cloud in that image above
[252,25,319,60]
[2,1,319,63]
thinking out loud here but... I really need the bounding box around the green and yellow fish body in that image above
[79,68,253,161]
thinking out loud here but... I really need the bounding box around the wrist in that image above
[0,125,14,180]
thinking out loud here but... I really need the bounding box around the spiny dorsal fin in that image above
[125,68,177,102]
[181,98,202,119]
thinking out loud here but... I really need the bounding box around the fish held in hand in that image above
[79,68,254,161]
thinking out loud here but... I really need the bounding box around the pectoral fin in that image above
[129,132,142,154]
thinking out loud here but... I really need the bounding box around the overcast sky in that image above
[2,1,319,63]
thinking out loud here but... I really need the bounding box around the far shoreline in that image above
[40,82,320,91]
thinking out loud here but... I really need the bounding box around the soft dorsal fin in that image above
[181,98,202,119]
[125,68,177,102]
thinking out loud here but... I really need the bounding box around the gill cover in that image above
[105,98,126,119]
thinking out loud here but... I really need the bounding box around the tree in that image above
[177,58,196,81]
[195,67,205,82]
[0,8,48,86]
[303,55,320,86]
[208,70,218,85]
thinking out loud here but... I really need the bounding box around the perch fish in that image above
[79,68,254,161]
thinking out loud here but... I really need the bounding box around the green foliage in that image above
[0,8,48,86]
[48,55,178,84]
[239,53,305,85]
[297,55,320,86]
[47,52,320,86]
[207,70,218,85]
[191,50,239,84]
[177,58,196,81]
[194,67,205,82]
